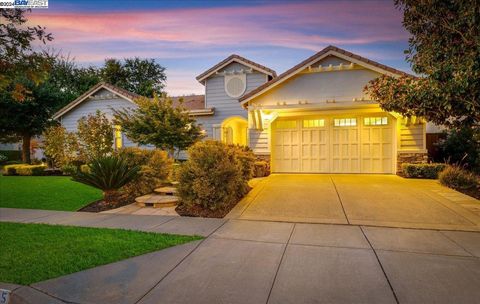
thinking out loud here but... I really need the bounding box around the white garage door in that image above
[272,115,393,173]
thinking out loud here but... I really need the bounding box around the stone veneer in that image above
[396,151,428,174]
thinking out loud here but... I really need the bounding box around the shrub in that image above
[61,164,78,176]
[0,153,7,165]
[80,164,90,174]
[117,147,173,199]
[402,163,447,179]
[439,165,479,190]
[254,161,269,177]
[4,164,28,175]
[436,126,480,173]
[72,155,140,206]
[0,150,21,162]
[178,140,254,210]
[16,165,47,176]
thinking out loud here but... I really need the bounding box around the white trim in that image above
[197,58,275,83]
[53,84,136,120]
[241,49,405,106]
[188,108,215,116]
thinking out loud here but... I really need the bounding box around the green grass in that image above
[0,175,102,211]
[0,222,202,285]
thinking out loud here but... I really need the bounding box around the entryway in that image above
[231,174,480,231]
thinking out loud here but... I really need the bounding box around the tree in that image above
[43,125,79,168]
[0,9,53,102]
[77,111,114,161]
[101,57,166,97]
[113,95,204,157]
[364,0,480,128]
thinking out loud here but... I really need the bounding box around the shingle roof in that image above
[171,95,205,110]
[196,54,277,83]
[239,45,414,104]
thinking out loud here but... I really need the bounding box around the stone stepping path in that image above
[135,194,179,208]
[154,186,177,195]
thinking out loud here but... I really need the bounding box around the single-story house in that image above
[54,45,435,174]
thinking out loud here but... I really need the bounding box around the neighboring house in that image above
[53,45,433,174]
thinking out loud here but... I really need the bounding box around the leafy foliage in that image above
[0,9,53,102]
[177,141,254,211]
[77,111,114,161]
[102,58,166,97]
[364,0,480,127]
[436,126,480,173]
[72,155,140,206]
[43,125,80,168]
[117,147,173,200]
[401,163,446,179]
[113,95,204,156]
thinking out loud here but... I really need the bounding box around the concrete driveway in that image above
[229,174,480,231]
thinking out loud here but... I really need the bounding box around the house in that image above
[53,45,430,174]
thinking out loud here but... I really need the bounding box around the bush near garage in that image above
[177,140,254,212]
[402,163,447,179]
[439,165,479,191]
[117,147,173,200]
[253,161,269,177]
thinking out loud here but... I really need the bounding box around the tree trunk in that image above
[21,133,31,164]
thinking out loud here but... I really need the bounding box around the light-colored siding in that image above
[249,129,269,154]
[60,89,137,147]
[197,62,267,139]
[399,124,425,151]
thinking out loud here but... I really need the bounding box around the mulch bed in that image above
[456,186,480,200]
[78,196,132,213]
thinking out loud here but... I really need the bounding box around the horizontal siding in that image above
[249,129,269,154]
[202,62,267,139]
[400,124,424,150]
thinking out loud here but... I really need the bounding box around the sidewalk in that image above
[1,208,480,304]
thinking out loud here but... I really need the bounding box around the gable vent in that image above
[224,74,246,98]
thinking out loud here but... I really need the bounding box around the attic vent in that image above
[224,74,246,98]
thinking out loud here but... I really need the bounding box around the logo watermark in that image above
[0,0,48,8]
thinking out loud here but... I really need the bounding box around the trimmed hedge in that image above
[4,164,46,176]
[0,150,22,162]
[402,163,447,179]
[439,165,479,190]
[177,140,254,211]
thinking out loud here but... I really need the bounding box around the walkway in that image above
[1,208,480,304]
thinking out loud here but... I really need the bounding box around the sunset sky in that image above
[28,0,411,96]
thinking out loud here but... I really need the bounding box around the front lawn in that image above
[0,222,202,285]
[0,175,102,211]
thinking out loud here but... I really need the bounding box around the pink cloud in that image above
[28,1,407,53]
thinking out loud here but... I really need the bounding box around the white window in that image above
[275,120,297,129]
[364,117,388,126]
[334,118,357,127]
[303,119,325,128]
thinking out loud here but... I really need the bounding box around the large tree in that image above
[113,95,204,157]
[102,57,166,97]
[0,9,53,102]
[364,0,479,128]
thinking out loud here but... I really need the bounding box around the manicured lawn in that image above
[0,222,202,285]
[0,175,102,211]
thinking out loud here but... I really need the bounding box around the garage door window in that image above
[303,119,325,128]
[364,117,388,126]
[334,118,356,127]
[275,120,297,129]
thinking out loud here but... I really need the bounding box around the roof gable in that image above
[239,45,413,106]
[196,54,276,83]
[53,82,140,120]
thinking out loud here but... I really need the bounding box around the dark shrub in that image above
[254,161,269,177]
[0,150,22,162]
[178,140,254,210]
[439,165,479,190]
[436,126,480,173]
[117,147,173,199]
[402,163,447,179]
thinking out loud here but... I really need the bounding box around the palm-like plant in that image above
[72,155,140,206]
